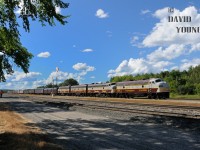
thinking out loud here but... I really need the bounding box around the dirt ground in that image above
[0,95,200,150]
[0,103,62,150]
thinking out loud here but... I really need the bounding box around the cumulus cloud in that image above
[147,44,186,61]
[0,71,42,89]
[73,63,95,72]
[130,36,141,47]
[108,58,172,78]
[37,52,51,58]
[96,9,109,18]
[81,49,93,52]
[108,6,200,78]
[1,68,94,89]
[143,6,200,47]
[141,9,151,15]
[179,58,200,71]
[5,71,42,82]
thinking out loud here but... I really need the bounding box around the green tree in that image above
[59,78,79,86]
[0,0,69,82]
[45,83,58,88]
[195,83,200,95]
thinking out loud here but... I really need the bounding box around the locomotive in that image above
[14,78,170,99]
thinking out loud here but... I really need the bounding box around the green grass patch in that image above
[170,93,200,100]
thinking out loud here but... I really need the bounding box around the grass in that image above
[0,103,62,150]
[170,93,200,100]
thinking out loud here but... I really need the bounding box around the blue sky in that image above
[1,0,200,89]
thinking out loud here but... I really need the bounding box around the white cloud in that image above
[90,76,95,79]
[15,1,60,15]
[7,71,42,82]
[153,7,169,19]
[73,63,95,72]
[141,9,151,15]
[108,6,200,78]
[1,69,92,89]
[81,49,93,52]
[96,9,109,18]
[108,58,172,78]
[130,36,140,47]
[14,0,23,15]
[45,71,72,84]
[55,7,61,14]
[106,31,112,37]
[0,71,42,89]
[37,52,51,58]
[179,58,200,71]
[143,6,200,47]
[147,44,186,61]
[131,36,139,43]
[5,83,12,87]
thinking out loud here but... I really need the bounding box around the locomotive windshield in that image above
[155,79,163,83]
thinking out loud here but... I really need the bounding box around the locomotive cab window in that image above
[155,79,162,83]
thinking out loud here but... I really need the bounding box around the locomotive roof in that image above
[88,83,113,87]
[44,88,58,90]
[71,84,87,88]
[116,78,161,85]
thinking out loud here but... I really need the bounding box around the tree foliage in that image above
[0,0,69,82]
[110,65,200,95]
[59,78,79,86]
[37,78,79,88]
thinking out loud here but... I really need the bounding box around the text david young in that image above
[168,15,200,33]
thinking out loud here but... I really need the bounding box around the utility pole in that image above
[56,67,59,86]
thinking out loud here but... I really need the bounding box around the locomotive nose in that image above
[159,82,169,88]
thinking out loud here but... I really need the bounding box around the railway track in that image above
[19,94,200,119]
[77,104,200,119]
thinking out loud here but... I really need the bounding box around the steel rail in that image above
[23,95,200,119]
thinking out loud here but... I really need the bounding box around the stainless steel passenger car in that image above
[34,88,44,94]
[44,88,58,95]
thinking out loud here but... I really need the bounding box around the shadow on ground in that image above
[34,118,200,150]
[0,132,62,150]
[0,100,73,113]
[130,116,200,131]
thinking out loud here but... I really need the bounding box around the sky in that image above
[1,0,200,89]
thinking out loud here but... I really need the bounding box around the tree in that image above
[45,83,58,88]
[59,78,79,86]
[0,0,69,82]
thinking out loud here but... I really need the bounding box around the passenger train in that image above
[14,78,170,99]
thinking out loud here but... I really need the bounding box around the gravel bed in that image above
[30,96,200,119]
[32,97,200,132]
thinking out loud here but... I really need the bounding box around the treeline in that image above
[37,78,79,88]
[110,65,200,95]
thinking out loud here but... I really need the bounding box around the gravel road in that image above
[1,95,200,150]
